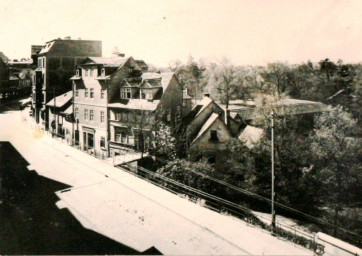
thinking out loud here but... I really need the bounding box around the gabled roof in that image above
[82,57,129,67]
[192,113,228,144]
[182,96,219,126]
[139,78,162,88]
[238,125,264,149]
[39,42,54,54]
[0,51,9,63]
[46,91,73,108]
[194,96,214,117]
[141,72,174,91]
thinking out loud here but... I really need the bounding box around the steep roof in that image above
[38,41,54,54]
[192,113,220,144]
[141,72,174,90]
[0,51,9,63]
[84,57,129,67]
[194,96,213,117]
[46,91,73,108]
[238,125,264,149]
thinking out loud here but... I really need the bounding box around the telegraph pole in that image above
[271,109,276,230]
[53,87,56,137]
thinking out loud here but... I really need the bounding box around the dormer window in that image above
[140,89,153,100]
[76,69,80,76]
[101,68,105,77]
[121,88,132,99]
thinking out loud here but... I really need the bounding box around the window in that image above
[121,88,132,99]
[101,89,105,99]
[85,69,88,77]
[115,112,121,121]
[38,58,42,68]
[141,89,153,100]
[76,69,79,76]
[75,88,79,97]
[90,110,94,121]
[210,130,219,142]
[101,68,105,77]
[90,69,93,77]
[85,88,88,97]
[75,108,79,119]
[100,137,105,148]
[90,88,94,98]
[43,58,45,68]
[84,109,88,120]
[183,100,186,107]
[100,111,105,122]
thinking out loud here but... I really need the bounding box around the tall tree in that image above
[309,106,362,234]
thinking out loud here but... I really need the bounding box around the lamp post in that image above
[271,109,276,230]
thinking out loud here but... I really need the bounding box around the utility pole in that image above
[271,109,276,230]
[53,87,56,137]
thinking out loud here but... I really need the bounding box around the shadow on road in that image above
[0,141,146,255]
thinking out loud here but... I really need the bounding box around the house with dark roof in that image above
[108,71,183,156]
[188,113,233,168]
[181,94,241,167]
[71,55,143,157]
[32,37,102,126]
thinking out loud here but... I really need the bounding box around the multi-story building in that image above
[33,37,102,124]
[108,71,183,156]
[0,52,9,101]
[71,55,145,158]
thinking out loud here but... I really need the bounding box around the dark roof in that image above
[0,52,9,63]
[83,57,129,67]
[31,45,43,55]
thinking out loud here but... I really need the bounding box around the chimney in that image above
[64,36,71,40]
[203,93,210,98]
[112,46,125,58]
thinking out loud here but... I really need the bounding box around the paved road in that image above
[0,99,312,255]
[0,100,140,255]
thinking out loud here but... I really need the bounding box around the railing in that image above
[119,163,325,255]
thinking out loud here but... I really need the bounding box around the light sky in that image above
[1,0,361,67]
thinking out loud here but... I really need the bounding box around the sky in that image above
[0,0,361,67]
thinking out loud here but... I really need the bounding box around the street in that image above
[0,99,312,255]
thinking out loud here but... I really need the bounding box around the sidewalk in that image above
[4,109,313,255]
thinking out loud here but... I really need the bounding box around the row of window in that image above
[82,68,106,77]
[75,88,105,99]
[74,108,105,122]
[120,88,153,100]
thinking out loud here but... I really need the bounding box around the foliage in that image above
[156,158,219,194]
[153,122,177,160]
[309,107,361,216]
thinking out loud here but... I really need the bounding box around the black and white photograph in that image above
[0,0,361,255]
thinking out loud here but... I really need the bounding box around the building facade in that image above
[72,56,144,158]
[33,37,102,125]
[108,72,183,157]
